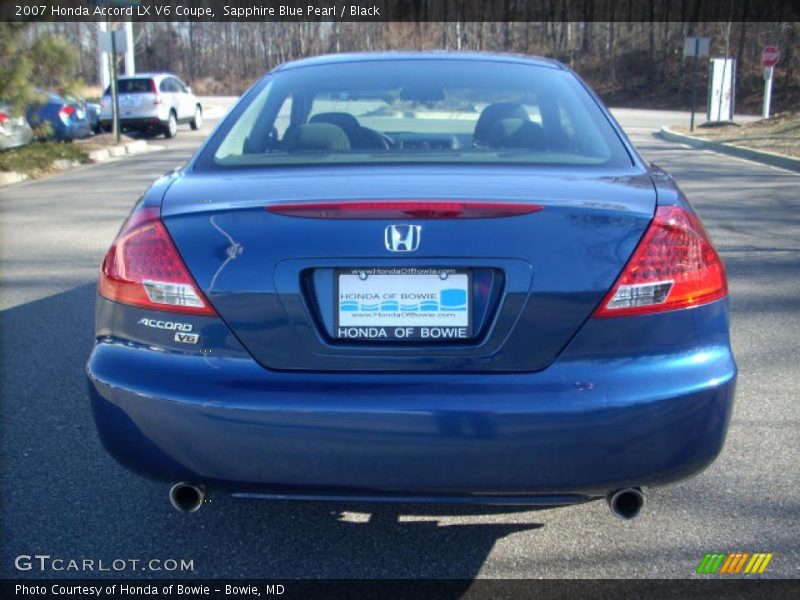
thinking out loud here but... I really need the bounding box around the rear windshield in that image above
[105,79,154,95]
[197,59,632,169]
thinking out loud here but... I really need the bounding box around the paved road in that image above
[1,107,798,579]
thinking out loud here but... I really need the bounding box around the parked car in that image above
[87,53,736,518]
[66,96,102,134]
[87,103,102,133]
[0,102,34,150]
[99,72,202,138]
[26,93,93,141]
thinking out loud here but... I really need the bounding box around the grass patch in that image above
[673,111,800,159]
[0,141,89,176]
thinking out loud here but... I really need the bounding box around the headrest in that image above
[482,119,546,150]
[283,123,351,152]
[474,103,530,145]
[309,112,361,134]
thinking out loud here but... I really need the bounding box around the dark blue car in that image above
[87,53,736,518]
[27,92,93,141]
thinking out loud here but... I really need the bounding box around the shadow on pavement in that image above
[0,283,544,580]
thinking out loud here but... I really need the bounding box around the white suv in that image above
[99,72,202,138]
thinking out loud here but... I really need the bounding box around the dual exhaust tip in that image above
[169,482,205,513]
[607,487,645,520]
[169,482,645,518]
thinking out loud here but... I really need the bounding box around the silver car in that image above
[0,102,33,151]
[99,72,202,138]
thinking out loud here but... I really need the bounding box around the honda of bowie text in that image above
[86,53,736,517]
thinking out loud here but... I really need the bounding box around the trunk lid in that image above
[162,165,655,372]
[118,92,157,118]
[106,78,159,118]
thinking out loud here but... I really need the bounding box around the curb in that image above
[86,139,150,163]
[0,171,29,186]
[655,127,800,173]
[1,139,155,187]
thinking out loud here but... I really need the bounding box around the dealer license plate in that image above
[335,267,472,341]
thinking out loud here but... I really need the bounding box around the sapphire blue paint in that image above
[87,53,736,505]
[26,93,93,141]
[87,298,735,500]
[159,167,655,372]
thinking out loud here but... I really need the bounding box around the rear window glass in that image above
[198,59,632,169]
[105,79,154,95]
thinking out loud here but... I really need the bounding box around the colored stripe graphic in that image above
[720,553,737,573]
[696,554,712,574]
[698,552,773,575]
[697,553,725,574]
[695,554,711,573]
[733,553,750,574]
[744,553,773,574]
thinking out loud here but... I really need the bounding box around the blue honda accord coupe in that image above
[86,53,736,517]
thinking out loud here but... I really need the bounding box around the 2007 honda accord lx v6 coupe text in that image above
[86,53,736,517]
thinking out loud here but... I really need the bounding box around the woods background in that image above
[12,19,800,113]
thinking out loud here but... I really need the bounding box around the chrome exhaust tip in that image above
[607,487,645,520]
[169,482,206,513]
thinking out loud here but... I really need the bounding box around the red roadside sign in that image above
[762,46,780,67]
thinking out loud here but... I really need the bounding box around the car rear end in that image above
[82,100,101,133]
[100,76,169,134]
[87,54,736,514]
[28,94,92,140]
[0,103,33,150]
[59,100,93,140]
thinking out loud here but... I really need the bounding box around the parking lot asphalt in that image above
[1,106,798,579]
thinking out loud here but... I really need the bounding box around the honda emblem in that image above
[385,224,421,252]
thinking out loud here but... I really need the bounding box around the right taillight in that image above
[58,105,75,122]
[151,80,163,105]
[98,207,217,316]
[593,205,727,318]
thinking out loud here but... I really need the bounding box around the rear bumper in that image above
[0,128,33,149]
[100,117,166,131]
[86,318,736,501]
[55,121,92,140]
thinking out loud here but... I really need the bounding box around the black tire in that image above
[164,112,178,139]
[190,105,203,130]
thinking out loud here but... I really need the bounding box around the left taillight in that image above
[592,205,727,318]
[98,207,217,316]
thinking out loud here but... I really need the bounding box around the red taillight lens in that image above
[0,112,8,124]
[152,81,162,105]
[593,205,727,318]
[266,200,543,219]
[98,207,217,316]
[58,105,75,121]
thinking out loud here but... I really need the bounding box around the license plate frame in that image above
[334,267,473,342]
